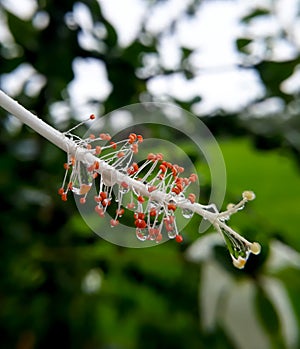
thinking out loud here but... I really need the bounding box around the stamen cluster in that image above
[58,114,261,269]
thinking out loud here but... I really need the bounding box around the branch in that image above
[0,89,261,268]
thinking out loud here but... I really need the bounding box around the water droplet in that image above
[167,230,177,239]
[181,208,194,219]
[136,228,148,241]
[71,162,93,195]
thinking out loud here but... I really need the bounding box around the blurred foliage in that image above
[1,0,300,348]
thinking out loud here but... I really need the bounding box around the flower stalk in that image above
[0,89,261,268]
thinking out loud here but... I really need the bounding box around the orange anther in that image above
[147,153,156,161]
[95,146,102,155]
[63,163,70,170]
[147,185,157,193]
[116,208,125,216]
[150,208,157,217]
[131,143,138,154]
[175,235,183,243]
[58,188,64,195]
[137,195,145,203]
[110,141,117,149]
[156,153,163,161]
[188,193,196,204]
[80,197,86,204]
[61,193,67,201]
[127,202,135,209]
[110,219,119,227]
[189,173,198,182]
[102,199,111,207]
[137,135,143,143]
[100,191,107,200]
[167,203,177,211]
[159,164,167,173]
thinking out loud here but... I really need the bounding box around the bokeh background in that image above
[1,0,300,348]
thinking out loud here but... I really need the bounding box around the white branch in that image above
[0,89,218,222]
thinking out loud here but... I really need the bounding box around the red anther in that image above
[137,195,145,203]
[175,177,183,184]
[100,191,107,200]
[156,233,163,242]
[127,162,139,175]
[134,219,147,229]
[134,212,145,220]
[94,195,102,203]
[172,187,181,195]
[94,161,99,170]
[63,163,70,170]
[127,202,135,209]
[137,135,143,143]
[116,208,125,216]
[172,168,178,177]
[175,235,183,243]
[110,219,119,227]
[178,166,184,173]
[147,185,157,193]
[89,133,95,139]
[167,203,177,211]
[58,188,64,195]
[68,182,73,190]
[149,208,157,217]
[128,133,137,144]
[162,161,172,169]
[176,183,183,191]
[188,193,196,204]
[158,173,164,180]
[95,205,105,217]
[156,153,163,161]
[102,198,111,207]
[183,178,190,186]
[80,197,86,204]
[147,153,156,161]
[189,173,198,182]
[90,114,96,120]
[100,133,110,140]
[121,181,129,189]
[61,193,68,201]
[159,164,167,173]
[117,151,125,158]
[131,143,138,154]
[95,146,102,155]
[110,141,117,149]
